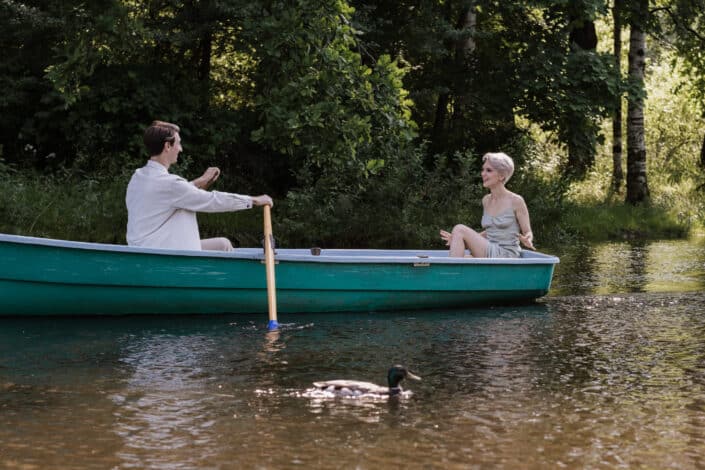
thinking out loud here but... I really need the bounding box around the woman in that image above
[440,152,535,258]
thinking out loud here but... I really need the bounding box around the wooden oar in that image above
[263,204,279,330]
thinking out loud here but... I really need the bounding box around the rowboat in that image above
[0,233,559,315]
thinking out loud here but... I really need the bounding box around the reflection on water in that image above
[110,335,225,468]
[550,238,705,295]
[1,239,705,468]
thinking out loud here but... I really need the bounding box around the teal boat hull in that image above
[0,234,559,315]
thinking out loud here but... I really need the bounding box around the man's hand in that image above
[192,167,221,189]
[252,195,273,207]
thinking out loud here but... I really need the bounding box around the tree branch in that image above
[654,5,705,43]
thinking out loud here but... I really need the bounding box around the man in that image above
[126,120,273,251]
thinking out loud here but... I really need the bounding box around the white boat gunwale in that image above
[0,233,559,265]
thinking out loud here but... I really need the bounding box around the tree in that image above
[243,0,416,190]
[625,0,650,204]
[612,0,625,192]
[564,2,601,179]
[350,0,488,157]
[0,1,78,167]
[351,0,619,176]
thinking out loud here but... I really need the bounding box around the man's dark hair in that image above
[143,121,180,156]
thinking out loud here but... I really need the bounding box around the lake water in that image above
[1,238,705,469]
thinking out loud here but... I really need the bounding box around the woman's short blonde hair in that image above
[482,152,515,183]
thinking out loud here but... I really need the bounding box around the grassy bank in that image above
[559,203,694,242]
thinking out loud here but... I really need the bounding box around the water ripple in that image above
[2,270,705,467]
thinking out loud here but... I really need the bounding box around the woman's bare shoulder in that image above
[509,192,527,208]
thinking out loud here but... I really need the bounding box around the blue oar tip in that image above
[267,319,279,331]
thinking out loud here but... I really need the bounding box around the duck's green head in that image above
[387,365,421,390]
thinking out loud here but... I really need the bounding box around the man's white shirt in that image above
[126,160,252,250]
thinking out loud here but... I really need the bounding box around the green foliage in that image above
[550,48,704,241]
[1,0,704,248]
[351,0,621,175]
[0,0,64,164]
[275,146,486,248]
[273,132,571,249]
[247,1,416,191]
[665,0,705,168]
[512,6,619,178]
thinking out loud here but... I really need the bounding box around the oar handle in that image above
[263,204,278,330]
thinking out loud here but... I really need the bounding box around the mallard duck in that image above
[312,365,421,397]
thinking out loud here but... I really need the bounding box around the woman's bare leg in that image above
[448,224,488,258]
[201,237,234,252]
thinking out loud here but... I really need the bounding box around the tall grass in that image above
[0,164,130,243]
[560,203,689,241]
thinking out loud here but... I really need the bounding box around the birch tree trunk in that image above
[612,0,624,192]
[626,1,650,204]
